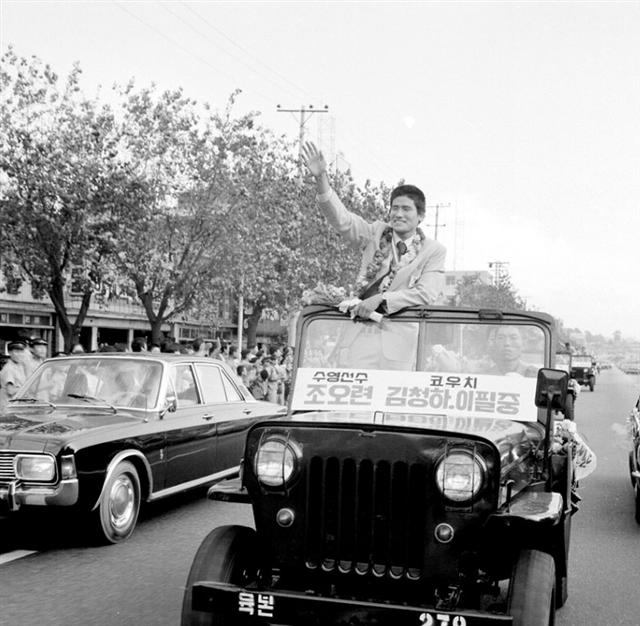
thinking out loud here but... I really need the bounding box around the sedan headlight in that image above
[15,454,56,482]
[435,449,486,503]
[255,436,300,487]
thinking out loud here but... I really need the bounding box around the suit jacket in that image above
[319,189,446,312]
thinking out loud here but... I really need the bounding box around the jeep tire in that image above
[508,549,556,626]
[181,525,258,626]
[588,376,595,391]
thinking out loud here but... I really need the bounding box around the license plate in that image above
[237,591,275,618]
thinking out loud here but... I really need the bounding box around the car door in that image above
[194,362,275,472]
[162,362,218,490]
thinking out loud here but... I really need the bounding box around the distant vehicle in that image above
[570,355,597,391]
[622,363,640,375]
[628,394,640,523]
[0,353,285,543]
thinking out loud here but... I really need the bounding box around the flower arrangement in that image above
[355,226,425,297]
[301,282,349,306]
[552,419,596,481]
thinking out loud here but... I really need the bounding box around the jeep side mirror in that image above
[535,368,568,410]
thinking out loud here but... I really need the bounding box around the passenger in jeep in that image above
[487,325,538,377]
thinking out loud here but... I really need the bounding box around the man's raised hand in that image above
[301,141,327,178]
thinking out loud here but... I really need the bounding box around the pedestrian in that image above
[131,337,148,352]
[0,340,32,409]
[249,366,270,401]
[28,337,48,374]
[192,337,208,357]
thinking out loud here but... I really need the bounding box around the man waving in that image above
[302,142,446,319]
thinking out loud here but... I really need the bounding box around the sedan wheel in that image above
[94,460,141,544]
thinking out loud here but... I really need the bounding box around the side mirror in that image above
[535,368,568,411]
[159,394,178,418]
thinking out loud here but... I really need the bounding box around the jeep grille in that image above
[304,456,429,579]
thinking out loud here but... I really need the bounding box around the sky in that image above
[1,1,639,339]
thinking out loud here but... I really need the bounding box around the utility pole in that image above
[276,104,329,176]
[424,203,450,240]
[488,261,510,286]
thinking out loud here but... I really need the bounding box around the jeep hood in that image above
[286,410,543,448]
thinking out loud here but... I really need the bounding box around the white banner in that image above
[290,368,539,422]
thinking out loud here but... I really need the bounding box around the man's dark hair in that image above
[131,337,147,352]
[193,337,204,351]
[390,184,426,217]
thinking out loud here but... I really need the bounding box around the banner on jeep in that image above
[290,368,539,422]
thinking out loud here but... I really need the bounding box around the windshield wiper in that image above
[67,393,117,413]
[10,397,56,409]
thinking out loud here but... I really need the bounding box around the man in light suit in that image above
[302,142,446,320]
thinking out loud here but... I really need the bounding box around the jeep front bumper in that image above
[191,582,513,625]
[0,479,79,513]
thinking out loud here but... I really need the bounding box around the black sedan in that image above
[0,353,284,543]
[628,394,640,523]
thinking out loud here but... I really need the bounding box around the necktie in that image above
[396,241,408,257]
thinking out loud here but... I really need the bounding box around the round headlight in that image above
[435,450,486,502]
[15,454,56,481]
[255,437,298,487]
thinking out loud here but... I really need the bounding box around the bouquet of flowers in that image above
[300,282,349,306]
[552,419,597,481]
[300,282,382,322]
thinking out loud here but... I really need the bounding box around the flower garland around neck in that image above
[356,226,425,296]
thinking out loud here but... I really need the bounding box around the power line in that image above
[112,1,275,105]
[181,2,313,102]
[162,2,307,103]
[277,104,329,175]
[424,203,450,240]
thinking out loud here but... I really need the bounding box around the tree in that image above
[454,272,526,310]
[109,86,258,345]
[213,127,391,347]
[0,48,142,350]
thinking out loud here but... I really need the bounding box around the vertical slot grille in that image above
[304,456,429,578]
[0,453,17,481]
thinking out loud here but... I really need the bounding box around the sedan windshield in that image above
[17,358,163,409]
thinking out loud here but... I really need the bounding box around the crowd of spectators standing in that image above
[0,334,293,408]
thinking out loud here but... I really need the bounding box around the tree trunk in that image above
[150,317,165,348]
[47,276,92,353]
[245,303,263,348]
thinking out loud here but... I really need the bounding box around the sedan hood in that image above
[0,406,143,453]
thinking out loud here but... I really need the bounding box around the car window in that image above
[170,364,200,407]
[195,364,228,403]
[221,371,244,402]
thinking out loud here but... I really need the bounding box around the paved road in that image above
[1,368,639,624]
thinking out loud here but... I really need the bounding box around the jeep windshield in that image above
[291,314,548,422]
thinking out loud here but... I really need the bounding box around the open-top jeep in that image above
[182,306,576,626]
[570,355,596,392]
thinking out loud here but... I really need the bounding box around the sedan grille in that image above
[0,452,17,482]
[304,456,429,579]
